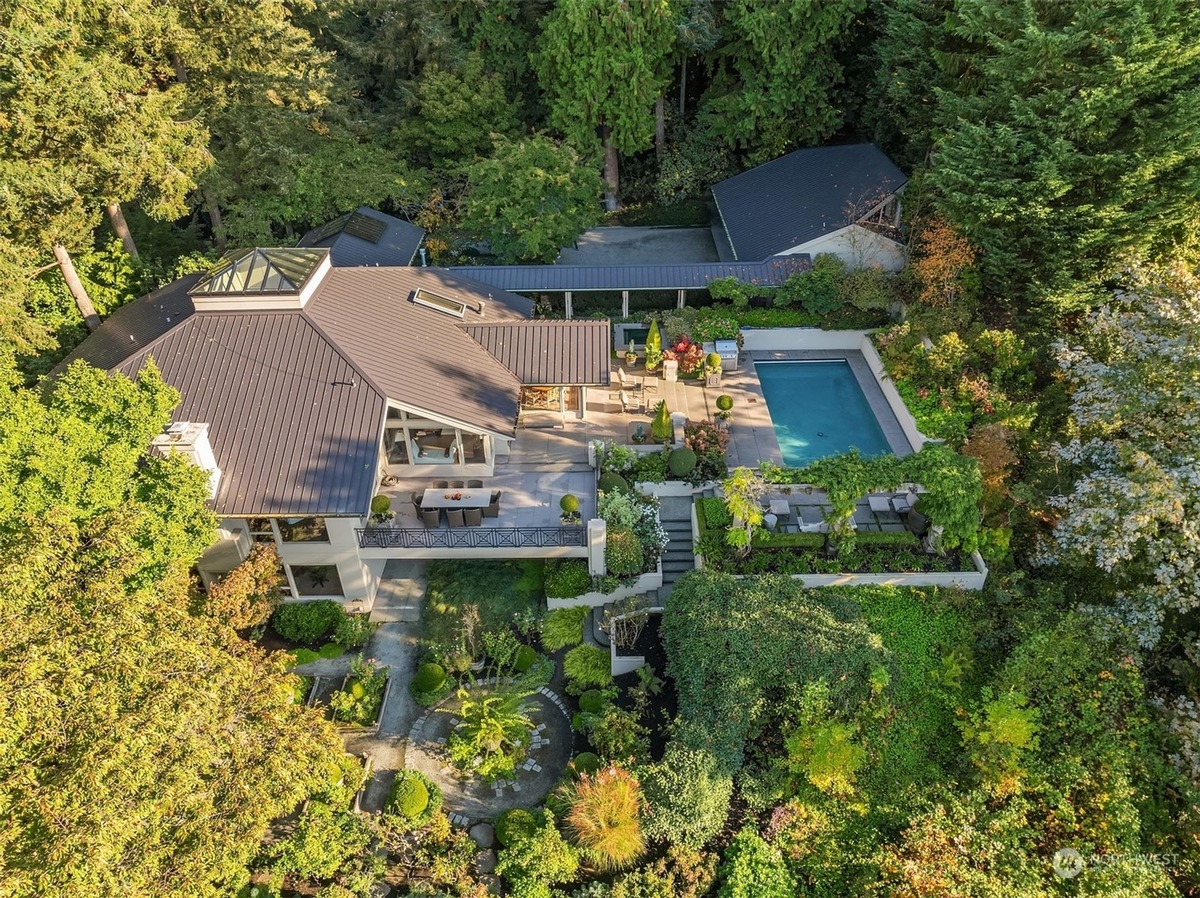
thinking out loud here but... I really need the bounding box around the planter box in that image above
[634,479,718,498]
[332,671,392,736]
[547,559,664,609]
[609,607,664,676]
[719,551,989,590]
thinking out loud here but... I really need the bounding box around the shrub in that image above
[650,400,672,443]
[387,770,442,828]
[560,494,580,514]
[272,600,345,645]
[496,810,580,894]
[445,686,534,780]
[514,644,538,672]
[716,394,734,412]
[599,471,632,495]
[667,448,697,477]
[334,614,376,649]
[496,808,538,847]
[632,449,668,484]
[606,528,644,577]
[697,497,732,530]
[317,642,345,659]
[545,559,593,599]
[571,752,602,777]
[716,828,796,898]
[589,706,650,761]
[641,746,733,849]
[370,494,391,515]
[566,765,645,871]
[413,662,447,694]
[644,319,663,371]
[541,606,589,651]
[579,690,607,713]
[329,656,387,726]
[564,645,614,690]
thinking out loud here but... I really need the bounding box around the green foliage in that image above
[957,687,1039,792]
[571,752,602,778]
[272,601,346,646]
[610,846,719,898]
[696,497,732,530]
[649,400,672,444]
[605,528,645,578]
[202,543,283,630]
[706,276,752,309]
[564,645,614,691]
[496,808,538,847]
[513,645,538,673]
[667,448,697,478]
[643,319,662,372]
[716,394,734,413]
[699,1,865,163]
[560,494,580,514]
[329,656,387,726]
[422,560,543,649]
[445,686,534,780]
[715,829,796,898]
[784,683,866,798]
[775,255,847,314]
[461,134,603,263]
[588,706,649,762]
[268,798,376,885]
[387,770,443,828]
[413,662,447,695]
[579,689,608,714]
[370,495,391,516]
[541,606,589,652]
[333,614,376,650]
[565,765,645,871]
[640,746,732,849]
[496,810,579,897]
[598,471,632,495]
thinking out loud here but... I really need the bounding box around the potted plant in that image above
[631,423,647,444]
[370,494,395,525]
[905,499,930,537]
[560,493,581,524]
[715,394,734,428]
[704,351,723,387]
[624,340,638,366]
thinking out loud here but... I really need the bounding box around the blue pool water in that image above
[755,361,892,466]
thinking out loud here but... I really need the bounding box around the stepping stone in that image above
[449,718,460,725]
[531,763,542,773]
[436,737,446,744]
[475,849,497,874]
[470,823,496,849]
[512,783,522,792]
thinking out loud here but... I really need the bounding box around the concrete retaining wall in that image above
[610,608,664,676]
[547,559,664,610]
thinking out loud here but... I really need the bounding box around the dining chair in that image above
[450,480,465,489]
[420,508,440,527]
[446,508,465,527]
[483,490,501,518]
[463,507,483,526]
[434,480,449,490]
[467,479,484,489]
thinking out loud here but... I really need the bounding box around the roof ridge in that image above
[299,309,390,400]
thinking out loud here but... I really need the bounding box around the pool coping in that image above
[747,349,915,459]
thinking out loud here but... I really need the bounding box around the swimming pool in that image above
[755,360,893,466]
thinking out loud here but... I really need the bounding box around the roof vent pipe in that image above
[419,247,427,267]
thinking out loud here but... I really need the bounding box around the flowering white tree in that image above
[1051,262,1200,648]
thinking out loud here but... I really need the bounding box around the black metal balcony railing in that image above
[357,526,587,550]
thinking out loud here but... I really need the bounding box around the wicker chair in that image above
[450,480,465,489]
[446,508,465,527]
[434,481,449,490]
[420,508,440,527]
[467,479,484,489]
[483,490,502,518]
[464,507,483,526]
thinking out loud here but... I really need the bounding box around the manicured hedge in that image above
[272,600,345,644]
[496,807,537,846]
[413,662,446,694]
[545,559,592,599]
[387,770,442,828]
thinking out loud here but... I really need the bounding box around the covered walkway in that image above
[447,256,811,318]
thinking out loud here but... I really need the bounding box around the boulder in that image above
[469,822,495,849]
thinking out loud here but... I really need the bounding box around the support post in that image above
[565,291,573,319]
[677,289,686,309]
[621,290,629,318]
[587,518,607,576]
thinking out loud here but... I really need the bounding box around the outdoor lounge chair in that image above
[420,508,440,527]
[446,508,465,527]
[617,367,642,390]
[483,490,501,518]
[620,390,642,414]
[463,507,483,526]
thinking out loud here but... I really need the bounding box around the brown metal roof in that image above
[303,267,532,437]
[114,312,385,517]
[465,320,612,385]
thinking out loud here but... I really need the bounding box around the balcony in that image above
[357,525,586,550]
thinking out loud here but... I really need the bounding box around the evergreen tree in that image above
[532,0,679,210]
[699,0,865,164]
[929,0,1200,315]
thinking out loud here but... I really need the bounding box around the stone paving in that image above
[405,681,574,827]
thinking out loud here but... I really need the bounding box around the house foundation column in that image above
[587,518,607,576]
[621,290,629,317]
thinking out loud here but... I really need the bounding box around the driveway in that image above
[558,226,718,265]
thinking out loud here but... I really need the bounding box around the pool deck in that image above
[747,350,914,458]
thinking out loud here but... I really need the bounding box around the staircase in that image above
[658,496,698,599]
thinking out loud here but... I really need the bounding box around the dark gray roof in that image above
[711,144,907,261]
[466,321,612,386]
[304,267,531,437]
[298,206,426,267]
[106,312,383,517]
[447,257,812,293]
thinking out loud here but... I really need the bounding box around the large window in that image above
[289,564,343,597]
[278,517,329,542]
[381,407,488,467]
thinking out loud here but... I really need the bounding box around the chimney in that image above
[151,421,222,500]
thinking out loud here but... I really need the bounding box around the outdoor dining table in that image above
[420,488,491,509]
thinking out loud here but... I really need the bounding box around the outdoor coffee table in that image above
[420,488,491,509]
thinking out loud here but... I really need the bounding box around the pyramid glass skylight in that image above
[190,248,328,296]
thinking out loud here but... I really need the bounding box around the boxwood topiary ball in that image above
[578,690,606,713]
[668,447,697,476]
[392,776,429,819]
[513,644,537,672]
[716,394,734,412]
[598,471,631,494]
[559,493,580,514]
[570,752,602,778]
[413,662,446,694]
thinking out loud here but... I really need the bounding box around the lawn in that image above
[422,559,544,647]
